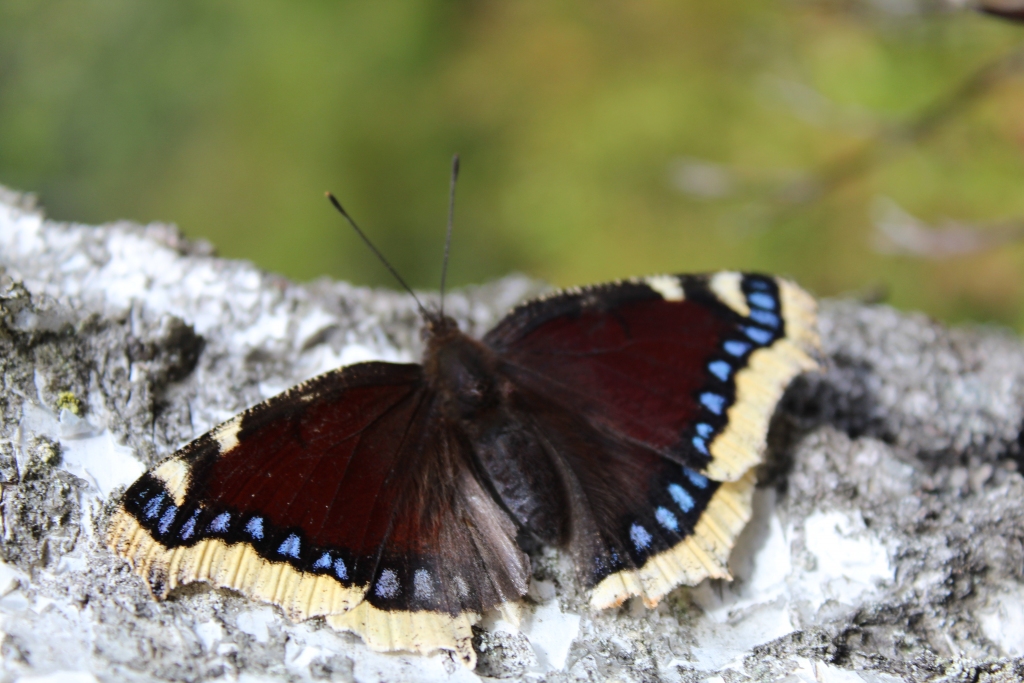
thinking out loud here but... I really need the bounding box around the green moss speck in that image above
[56,391,81,415]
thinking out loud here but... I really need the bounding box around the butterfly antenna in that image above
[439,153,459,318]
[325,192,428,318]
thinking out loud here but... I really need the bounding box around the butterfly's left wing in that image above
[106,362,529,667]
[483,272,818,607]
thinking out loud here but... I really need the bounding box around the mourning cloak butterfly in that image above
[107,265,818,667]
[107,158,818,668]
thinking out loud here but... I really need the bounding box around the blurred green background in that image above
[2,1,1024,326]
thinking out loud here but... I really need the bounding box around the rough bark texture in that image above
[1,185,1023,682]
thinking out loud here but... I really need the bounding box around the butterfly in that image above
[106,162,819,668]
[107,270,818,666]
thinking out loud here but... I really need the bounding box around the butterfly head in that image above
[421,313,502,420]
[420,311,461,343]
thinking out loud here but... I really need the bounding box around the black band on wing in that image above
[121,472,362,591]
[678,274,787,469]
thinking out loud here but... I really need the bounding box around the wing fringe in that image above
[588,471,756,609]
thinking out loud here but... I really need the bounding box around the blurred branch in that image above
[776,45,1024,208]
[871,196,1024,258]
[671,43,1024,242]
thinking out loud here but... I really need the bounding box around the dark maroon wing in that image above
[498,377,756,608]
[484,273,818,482]
[482,273,818,606]
[107,362,528,666]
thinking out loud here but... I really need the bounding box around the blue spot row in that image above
[312,552,348,580]
[694,423,714,456]
[718,278,781,368]
[136,494,359,584]
[743,278,780,342]
[134,491,359,584]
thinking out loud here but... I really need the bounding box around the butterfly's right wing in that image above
[484,272,818,482]
[480,273,817,609]
[107,362,528,667]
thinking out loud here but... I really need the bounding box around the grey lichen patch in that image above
[568,629,661,681]
[0,272,31,324]
[700,424,1024,680]
[0,289,92,450]
[741,631,835,682]
[473,628,537,677]
[308,654,355,681]
[20,435,62,478]
[0,436,83,569]
[0,441,18,485]
[0,280,207,469]
[794,299,1024,462]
